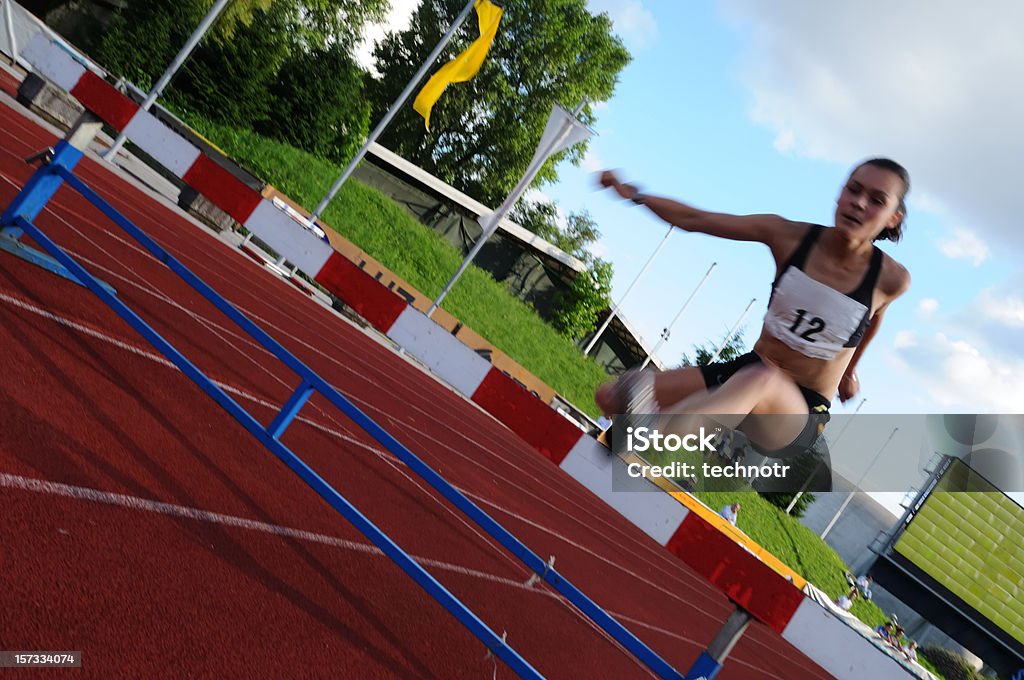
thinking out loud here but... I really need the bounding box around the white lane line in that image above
[0,472,720,652]
[0,471,522,588]
[0,289,721,612]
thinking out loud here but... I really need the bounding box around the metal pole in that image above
[683,608,752,680]
[101,0,233,162]
[311,0,477,219]
[640,262,716,369]
[707,298,756,364]
[427,99,588,318]
[820,426,899,539]
[582,223,674,355]
[785,397,866,514]
[3,0,18,64]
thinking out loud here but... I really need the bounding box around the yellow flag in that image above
[413,0,503,130]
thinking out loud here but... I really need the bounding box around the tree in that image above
[762,490,816,518]
[172,3,294,127]
[259,41,372,164]
[551,258,613,339]
[680,331,748,367]
[89,0,386,129]
[511,201,612,339]
[368,0,630,206]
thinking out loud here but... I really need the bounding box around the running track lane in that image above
[0,91,830,679]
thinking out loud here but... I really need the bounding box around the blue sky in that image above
[361,1,1024,511]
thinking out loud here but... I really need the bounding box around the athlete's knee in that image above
[736,362,788,389]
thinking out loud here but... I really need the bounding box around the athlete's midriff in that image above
[753,328,854,400]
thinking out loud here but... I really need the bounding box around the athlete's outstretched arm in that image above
[599,170,793,244]
[839,269,911,402]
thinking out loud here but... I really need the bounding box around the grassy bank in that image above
[186,119,609,416]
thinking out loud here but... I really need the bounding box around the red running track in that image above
[0,86,830,679]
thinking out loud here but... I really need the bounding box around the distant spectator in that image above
[875,622,895,643]
[901,641,918,663]
[855,574,873,600]
[844,571,874,600]
[834,590,858,611]
[720,502,740,525]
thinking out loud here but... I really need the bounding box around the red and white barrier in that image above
[19,35,916,679]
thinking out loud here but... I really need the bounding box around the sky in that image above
[357,2,1024,512]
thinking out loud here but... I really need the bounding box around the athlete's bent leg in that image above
[662,363,808,452]
[595,366,707,415]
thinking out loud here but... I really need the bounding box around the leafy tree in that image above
[551,258,613,339]
[680,331,748,367]
[761,490,816,518]
[259,41,372,164]
[89,0,385,140]
[90,0,204,89]
[368,0,630,206]
[173,3,294,127]
[512,200,612,339]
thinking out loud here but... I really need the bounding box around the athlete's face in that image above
[834,165,905,239]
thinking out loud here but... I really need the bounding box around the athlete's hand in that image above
[839,372,860,403]
[598,170,639,201]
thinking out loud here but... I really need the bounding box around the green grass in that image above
[184,118,609,416]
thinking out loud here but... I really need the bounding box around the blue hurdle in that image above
[0,113,688,680]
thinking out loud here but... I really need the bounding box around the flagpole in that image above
[101,0,233,163]
[582,223,674,356]
[426,99,588,318]
[820,427,899,539]
[707,298,756,364]
[640,262,716,369]
[784,397,866,515]
[311,0,478,219]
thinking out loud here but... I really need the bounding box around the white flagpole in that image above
[707,298,756,364]
[102,0,233,163]
[784,397,866,515]
[426,99,589,317]
[582,223,674,356]
[640,262,716,369]
[820,427,899,539]
[311,0,478,219]
[3,0,19,64]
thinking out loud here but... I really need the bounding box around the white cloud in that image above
[917,298,939,316]
[588,0,657,51]
[893,330,917,348]
[894,332,1024,412]
[718,0,1024,253]
[772,129,795,154]
[975,289,1024,328]
[937,228,990,266]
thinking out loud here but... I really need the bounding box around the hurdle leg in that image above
[0,112,115,295]
[684,607,752,680]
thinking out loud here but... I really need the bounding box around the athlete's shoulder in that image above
[878,254,911,299]
[768,219,816,248]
